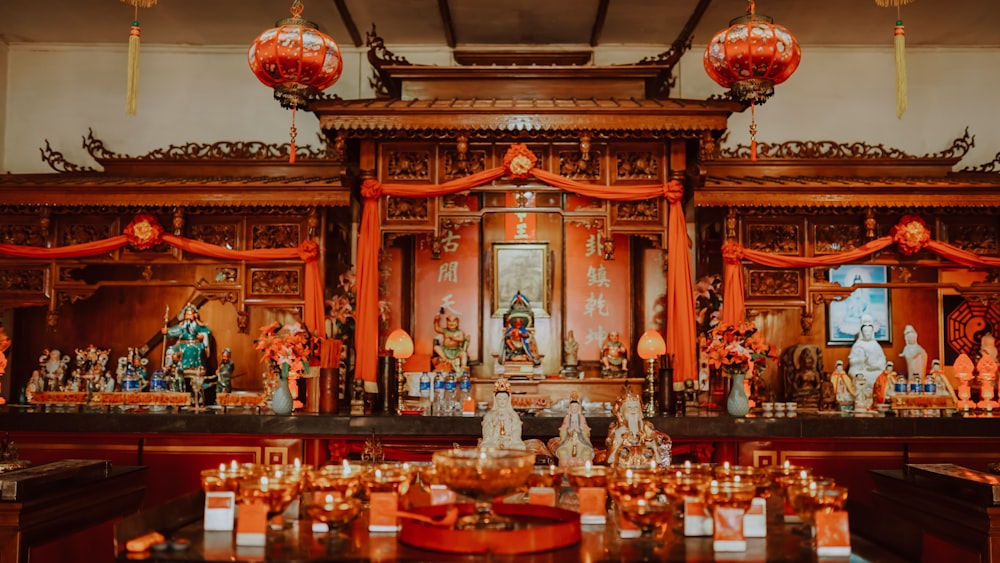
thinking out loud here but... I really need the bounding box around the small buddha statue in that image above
[551,392,594,468]
[480,377,525,451]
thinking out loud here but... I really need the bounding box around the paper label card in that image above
[816,510,852,556]
[235,501,267,546]
[528,487,556,507]
[578,487,607,524]
[369,491,401,532]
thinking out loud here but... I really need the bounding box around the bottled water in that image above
[418,372,431,415]
[443,373,458,416]
[459,371,474,416]
[432,373,446,415]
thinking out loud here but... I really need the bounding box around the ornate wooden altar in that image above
[0,133,350,399]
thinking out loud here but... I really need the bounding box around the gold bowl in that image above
[305,463,363,500]
[238,468,300,518]
[565,464,611,490]
[432,447,536,530]
[302,494,363,529]
[787,481,848,529]
[360,462,415,499]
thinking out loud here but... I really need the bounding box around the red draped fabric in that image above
[0,221,324,337]
[721,215,1000,325]
[354,144,699,389]
[665,181,698,383]
[0,236,128,258]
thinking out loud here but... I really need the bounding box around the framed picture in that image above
[826,265,891,345]
[491,243,549,318]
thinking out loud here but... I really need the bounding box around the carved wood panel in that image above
[942,221,999,255]
[746,268,803,300]
[248,267,303,297]
[745,222,801,255]
[813,222,864,255]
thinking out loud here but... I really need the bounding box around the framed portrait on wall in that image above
[491,243,549,318]
[826,265,891,345]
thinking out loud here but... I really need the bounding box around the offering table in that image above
[0,460,146,563]
[113,490,908,562]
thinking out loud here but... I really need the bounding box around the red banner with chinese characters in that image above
[504,193,537,241]
[564,223,630,362]
[413,223,481,371]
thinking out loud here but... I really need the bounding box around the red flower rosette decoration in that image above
[891,214,930,256]
[502,144,538,180]
[124,214,164,251]
[721,241,745,263]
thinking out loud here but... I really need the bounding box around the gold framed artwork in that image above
[491,243,549,318]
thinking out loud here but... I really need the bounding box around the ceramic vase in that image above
[726,370,750,417]
[272,364,294,415]
[272,378,294,415]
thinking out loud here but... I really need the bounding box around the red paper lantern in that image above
[703,1,801,105]
[248,0,343,110]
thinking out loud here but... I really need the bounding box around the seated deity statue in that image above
[498,292,542,368]
[854,373,873,412]
[74,344,111,383]
[981,332,999,365]
[830,360,855,410]
[600,331,628,377]
[480,378,525,450]
[872,361,898,405]
[551,393,594,468]
[431,309,470,374]
[38,348,70,391]
[605,387,671,469]
[847,314,886,394]
[26,369,44,401]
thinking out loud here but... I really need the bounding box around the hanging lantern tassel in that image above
[126,16,140,115]
[289,105,298,164]
[875,0,913,118]
[122,0,157,116]
[749,101,758,162]
[893,19,907,118]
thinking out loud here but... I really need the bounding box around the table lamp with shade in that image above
[636,329,666,418]
[385,329,414,415]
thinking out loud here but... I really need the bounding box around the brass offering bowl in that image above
[305,462,363,500]
[432,447,536,530]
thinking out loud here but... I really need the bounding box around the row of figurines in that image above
[25,345,234,396]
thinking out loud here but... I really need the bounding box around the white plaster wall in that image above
[676,46,1000,170]
[2,43,999,173]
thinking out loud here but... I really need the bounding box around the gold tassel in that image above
[126,18,140,115]
[894,20,907,119]
[289,105,298,164]
[121,0,157,115]
[874,0,914,118]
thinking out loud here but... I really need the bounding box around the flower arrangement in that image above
[694,273,723,336]
[699,321,777,376]
[254,321,316,379]
[325,269,392,342]
[326,272,357,341]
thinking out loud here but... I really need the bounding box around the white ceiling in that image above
[0,0,997,50]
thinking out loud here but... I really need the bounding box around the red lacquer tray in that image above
[398,503,581,554]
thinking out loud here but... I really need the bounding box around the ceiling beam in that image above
[438,0,456,48]
[590,0,610,47]
[333,0,363,47]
